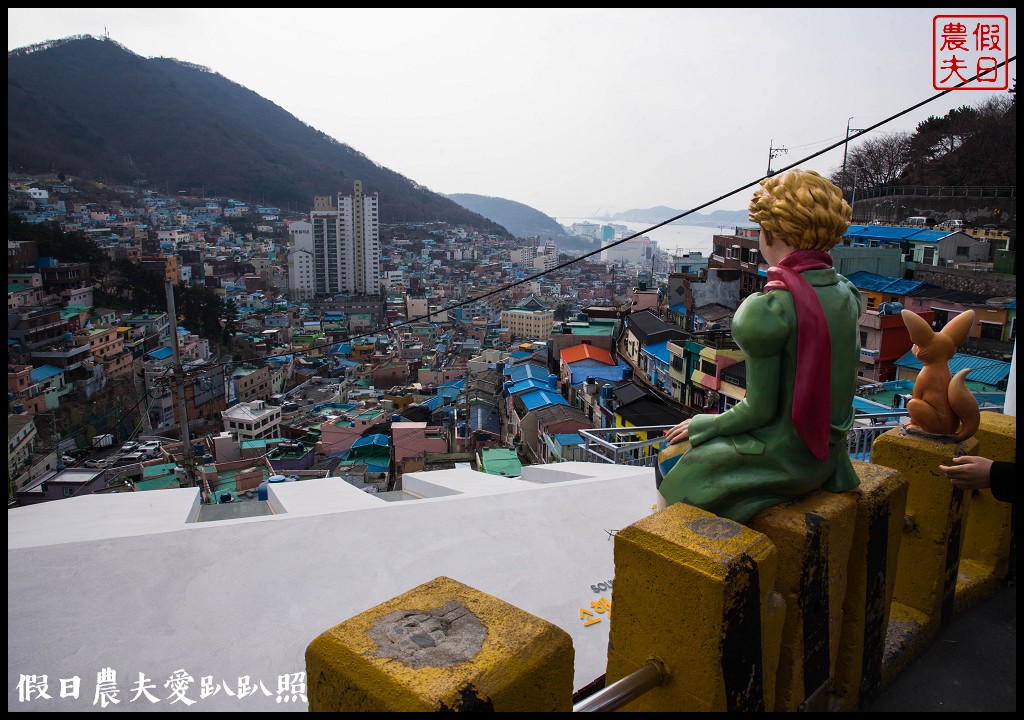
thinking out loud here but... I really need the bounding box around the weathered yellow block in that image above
[870,427,980,688]
[606,502,782,712]
[305,576,574,712]
[957,411,1016,613]
[749,486,858,711]
[871,429,978,629]
[829,462,909,712]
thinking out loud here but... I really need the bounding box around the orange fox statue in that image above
[901,308,980,441]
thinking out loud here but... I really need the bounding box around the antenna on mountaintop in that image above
[104,27,109,41]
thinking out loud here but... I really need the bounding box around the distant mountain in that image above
[605,207,753,228]
[7,36,511,235]
[446,193,567,239]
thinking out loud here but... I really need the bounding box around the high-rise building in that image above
[286,220,314,301]
[309,180,381,297]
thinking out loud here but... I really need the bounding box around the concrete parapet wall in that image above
[306,419,1013,712]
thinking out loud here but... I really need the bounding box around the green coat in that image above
[657,267,865,523]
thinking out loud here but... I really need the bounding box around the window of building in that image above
[956,246,970,257]
[700,359,717,376]
[860,331,868,347]
[979,322,1002,340]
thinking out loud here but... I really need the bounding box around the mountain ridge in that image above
[7,35,511,234]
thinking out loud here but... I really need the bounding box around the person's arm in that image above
[939,456,1015,503]
[989,461,1015,503]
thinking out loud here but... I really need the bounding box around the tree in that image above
[830,132,912,197]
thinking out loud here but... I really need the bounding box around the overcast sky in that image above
[8,8,1017,218]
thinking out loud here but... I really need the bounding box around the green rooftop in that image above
[479,449,523,477]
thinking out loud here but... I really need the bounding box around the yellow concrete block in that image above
[871,429,978,626]
[606,502,781,712]
[880,601,932,687]
[957,411,1016,612]
[749,487,858,711]
[829,462,909,712]
[305,576,573,712]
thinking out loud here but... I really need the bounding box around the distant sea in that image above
[555,217,745,256]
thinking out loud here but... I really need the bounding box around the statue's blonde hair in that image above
[749,169,851,251]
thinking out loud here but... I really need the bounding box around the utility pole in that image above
[840,118,864,201]
[165,282,196,487]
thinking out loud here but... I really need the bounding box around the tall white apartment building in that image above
[309,180,381,297]
[286,220,315,301]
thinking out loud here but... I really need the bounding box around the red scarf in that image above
[764,249,833,460]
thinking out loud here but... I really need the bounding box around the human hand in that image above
[939,455,994,491]
[664,420,691,444]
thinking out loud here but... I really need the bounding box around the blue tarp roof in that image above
[553,432,584,446]
[146,346,174,360]
[844,271,928,295]
[669,302,687,316]
[520,389,570,411]
[894,351,1012,386]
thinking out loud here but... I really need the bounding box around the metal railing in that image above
[578,425,671,467]
[578,407,1004,467]
[573,662,665,712]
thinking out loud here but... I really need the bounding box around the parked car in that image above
[83,459,108,468]
[121,441,140,453]
[116,452,148,464]
[61,454,77,466]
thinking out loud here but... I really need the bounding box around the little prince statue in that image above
[655,169,865,524]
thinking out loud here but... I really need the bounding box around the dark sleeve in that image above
[989,461,1015,503]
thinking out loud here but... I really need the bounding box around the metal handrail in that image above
[573,662,665,712]
[578,407,1004,467]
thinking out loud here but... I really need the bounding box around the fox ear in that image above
[902,309,934,346]
[942,309,976,346]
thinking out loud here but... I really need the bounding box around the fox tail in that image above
[949,368,980,442]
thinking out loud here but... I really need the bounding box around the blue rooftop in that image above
[844,271,929,295]
[30,364,63,382]
[894,351,1012,387]
[507,378,553,396]
[520,389,570,411]
[505,364,550,382]
[351,434,390,449]
[845,225,953,243]
[569,364,631,387]
[641,340,672,364]
[146,346,174,360]
[552,432,584,446]
[421,395,445,412]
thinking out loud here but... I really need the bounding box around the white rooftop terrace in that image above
[8,462,658,711]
